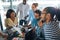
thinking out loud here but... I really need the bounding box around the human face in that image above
[32,5,36,11]
[23,0,26,5]
[42,8,47,14]
[41,8,47,20]
[10,12,15,18]
[46,13,51,21]
[41,13,46,19]
[34,13,40,19]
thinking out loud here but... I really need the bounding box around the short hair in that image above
[6,9,16,18]
[32,3,38,7]
[34,10,41,16]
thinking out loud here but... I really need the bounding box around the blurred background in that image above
[0,0,60,30]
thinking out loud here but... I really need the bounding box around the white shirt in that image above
[16,3,29,20]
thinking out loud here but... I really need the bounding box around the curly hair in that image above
[6,9,16,18]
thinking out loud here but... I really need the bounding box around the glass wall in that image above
[0,0,60,30]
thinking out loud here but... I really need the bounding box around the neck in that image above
[10,17,15,22]
[46,20,50,24]
[34,9,37,11]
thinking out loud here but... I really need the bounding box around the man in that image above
[16,0,29,20]
[31,10,42,40]
[25,10,41,40]
[31,10,41,28]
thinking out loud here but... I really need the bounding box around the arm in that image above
[5,18,13,28]
[24,5,30,18]
[31,19,36,28]
[16,5,19,16]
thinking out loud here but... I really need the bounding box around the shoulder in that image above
[7,18,11,21]
[26,4,30,8]
[5,18,15,22]
[51,21,59,26]
[43,22,46,26]
[26,4,29,6]
[5,18,11,23]
[5,18,10,21]
[18,3,22,5]
[15,17,18,20]
[29,10,32,12]
[18,3,22,7]
[32,18,36,22]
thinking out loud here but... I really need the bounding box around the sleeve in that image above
[16,5,20,16]
[31,19,36,28]
[27,10,31,21]
[5,19,13,28]
[5,19,8,27]
[25,4,30,15]
[52,21,60,39]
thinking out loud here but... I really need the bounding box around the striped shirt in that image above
[43,21,60,40]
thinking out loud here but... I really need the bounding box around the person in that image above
[25,10,41,40]
[28,3,38,22]
[37,9,47,40]
[42,7,60,40]
[5,9,19,40]
[16,0,29,20]
[5,9,18,28]
[31,10,42,40]
[56,9,60,28]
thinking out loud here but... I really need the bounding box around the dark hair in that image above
[32,3,38,7]
[56,9,60,21]
[44,7,57,21]
[6,9,16,18]
[34,10,41,16]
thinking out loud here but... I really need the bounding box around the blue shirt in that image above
[31,18,41,37]
[28,10,35,21]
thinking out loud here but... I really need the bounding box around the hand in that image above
[0,32,3,36]
[38,21,43,28]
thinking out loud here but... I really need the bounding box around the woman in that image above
[38,9,46,40]
[5,9,18,40]
[42,7,60,40]
[5,9,18,28]
[29,3,38,21]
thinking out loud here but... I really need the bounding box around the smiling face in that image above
[34,13,40,19]
[46,13,52,21]
[10,12,15,18]
[41,13,46,19]
[32,5,36,11]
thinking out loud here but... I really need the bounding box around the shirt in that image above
[43,21,60,40]
[16,3,29,20]
[5,17,18,28]
[28,10,35,21]
[31,18,41,37]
